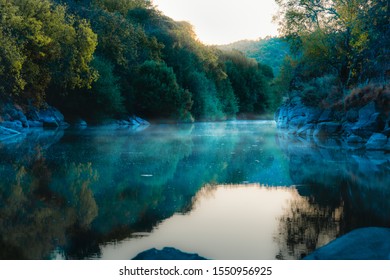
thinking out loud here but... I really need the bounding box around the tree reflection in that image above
[275,188,341,259]
[276,134,390,259]
[0,147,99,259]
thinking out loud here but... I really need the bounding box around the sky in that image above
[152,0,279,45]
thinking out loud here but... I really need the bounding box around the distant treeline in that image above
[0,0,282,122]
[218,37,290,77]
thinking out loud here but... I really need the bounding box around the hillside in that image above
[218,37,290,76]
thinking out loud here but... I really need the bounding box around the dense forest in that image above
[274,0,389,108]
[0,0,281,123]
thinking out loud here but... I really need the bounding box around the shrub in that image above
[344,84,390,111]
[133,60,193,121]
[300,75,339,107]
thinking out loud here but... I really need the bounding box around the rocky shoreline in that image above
[275,98,390,151]
[0,103,149,141]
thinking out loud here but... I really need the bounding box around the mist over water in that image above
[0,121,389,259]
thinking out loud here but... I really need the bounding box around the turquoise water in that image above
[0,121,389,259]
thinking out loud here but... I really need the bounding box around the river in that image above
[0,121,389,259]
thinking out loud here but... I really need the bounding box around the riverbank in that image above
[274,96,390,151]
[0,102,149,141]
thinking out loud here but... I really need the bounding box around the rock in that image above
[0,120,23,131]
[382,127,390,136]
[304,227,390,260]
[26,106,40,121]
[131,116,150,126]
[288,104,321,125]
[25,104,67,127]
[304,107,323,123]
[346,108,359,123]
[275,103,321,130]
[37,106,65,127]
[352,102,385,138]
[318,109,333,123]
[1,103,29,128]
[296,124,314,136]
[287,103,306,120]
[132,247,207,260]
[275,106,289,129]
[0,124,21,135]
[27,120,43,128]
[346,134,365,144]
[366,133,388,150]
[313,122,341,137]
[117,120,133,126]
[74,119,87,128]
[288,116,307,128]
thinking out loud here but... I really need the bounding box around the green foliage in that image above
[186,71,224,121]
[272,56,297,95]
[93,0,151,15]
[89,56,125,117]
[133,61,193,121]
[300,75,338,107]
[275,0,389,86]
[0,0,98,105]
[221,51,272,114]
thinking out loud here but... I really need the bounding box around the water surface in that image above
[0,121,389,259]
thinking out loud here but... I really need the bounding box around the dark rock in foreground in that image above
[304,227,390,260]
[132,247,207,260]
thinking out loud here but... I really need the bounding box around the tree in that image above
[133,60,193,121]
[89,56,125,117]
[0,0,97,104]
[221,50,272,114]
[275,0,376,86]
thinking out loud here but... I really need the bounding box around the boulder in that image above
[352,102,385,138]
[37,106,65,127]
[366,133,389,150]
[132,116,150,126]
[313,122,342,137]
[73,119,88,128]
[0,120,23,131]
[287,103,306,120]
[296,124,315,136]
[1,103,29,128]
[346,134,365,144]
[288,116,307,128]
[304,227,390,260]
[275,106,289,129]
[382,127,390,137]
[304,107,323,123]
[346,108,359,123]
[0,124,21,135]
[318,109,333,123]
[27,120,43,128]
[24,104,67,127]
[132,247,207,260]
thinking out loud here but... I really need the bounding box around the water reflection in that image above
[275,189,342,260]
[0,121,389,259]
[275,132,390,259]
[0,148,99,259]
[98,184,294,260]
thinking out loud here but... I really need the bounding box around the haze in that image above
[152,0,279,45]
